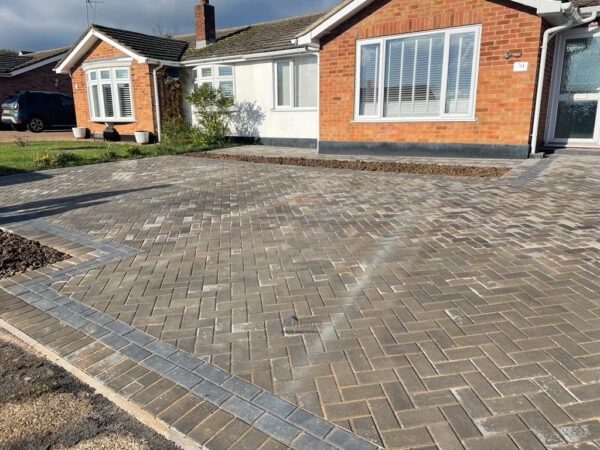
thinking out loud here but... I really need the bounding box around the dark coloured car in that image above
[1,91,76,132]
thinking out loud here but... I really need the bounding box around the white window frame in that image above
[196,64,235,99]
[353,24,481,122]
[85,67,135,123]
[273,56,319,111]
[545,26,600,148]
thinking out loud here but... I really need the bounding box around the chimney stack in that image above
[195,0,216,48]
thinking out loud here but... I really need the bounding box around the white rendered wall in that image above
[185,58,319,141]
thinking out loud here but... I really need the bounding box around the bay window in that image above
[355,25,480,121]
[275,56,318,109]
[86,67,134,122]
[197,65,235,100]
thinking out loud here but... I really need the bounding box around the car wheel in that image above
[27,117,45,133]
[10,124,26,132]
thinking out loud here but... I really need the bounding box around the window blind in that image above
[102,84,114,118]
[117,83,132,118]
[218,66,233,77]
[219,81,234,99]
[384,34,444,117]
[294,57,318,108]
[359,44,380,116]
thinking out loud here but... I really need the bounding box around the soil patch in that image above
[185,152,511,178]
[0,229,69,279]
[0,329,180,450]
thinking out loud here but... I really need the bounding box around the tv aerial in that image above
[86,0,103,25]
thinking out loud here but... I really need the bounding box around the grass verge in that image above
[0,140,219,177]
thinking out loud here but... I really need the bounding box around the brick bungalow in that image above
[0,48,72,105]
[56,0,600,157]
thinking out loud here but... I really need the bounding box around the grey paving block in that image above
[253,392,296,419]
[64,302,91,314]
[326,427,378,450]
[142,355,176,375]
[192,381,232,406]
[117,344,152,362]
[165,366,203,390]
[254,414,301,445]
[32,298,58,312]
[105,320,133,336]
[123,329,154,347]
[223,377,262,401]
[146,340,178,358]
[61,314,91,330]
[47,306,73,320]
[288,409,334,439]
[194,363,231,385]
[83,323,110,339]
[292,433,336,450]
[221,396,264,424]
[99,332,130,350]
[86,311,114,326]
[170,350,204,372]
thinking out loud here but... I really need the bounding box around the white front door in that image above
[546,27,600,147]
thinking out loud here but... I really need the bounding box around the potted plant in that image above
[72,127,87,139]
[134,130,150,145]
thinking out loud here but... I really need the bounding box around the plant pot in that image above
[72,127,87,139]
[135,131,150,145]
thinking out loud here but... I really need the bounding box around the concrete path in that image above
[0,153,599,449]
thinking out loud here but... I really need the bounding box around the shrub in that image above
[34,149,81,168]
[100,147,118,162]
[126,146,142,157]
[186,84,234,147]
[13,136,29,147]
[161,118,200,148]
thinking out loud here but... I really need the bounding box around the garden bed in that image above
[185,152,511,178]
[0,230,69,279]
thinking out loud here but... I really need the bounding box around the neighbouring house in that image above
[55,0,600,157]
[0,48,72,104]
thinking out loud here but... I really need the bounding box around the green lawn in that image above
[0,140,211,177]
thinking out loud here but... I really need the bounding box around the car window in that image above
[4,95,19,105]
[61,96,74,107]
[28,93,42,108]
[43,95,61,108]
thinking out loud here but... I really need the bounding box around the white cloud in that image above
[0,0,340,51]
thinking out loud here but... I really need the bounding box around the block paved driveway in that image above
[0,154,599,449]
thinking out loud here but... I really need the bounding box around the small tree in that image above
[186,84,234,147]
[0,49,17,56]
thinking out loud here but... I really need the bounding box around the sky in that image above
[0,0,340,52]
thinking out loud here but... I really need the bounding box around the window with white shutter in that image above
[85,67,134,122]
[355,25,480,121]
[275,56,318,109]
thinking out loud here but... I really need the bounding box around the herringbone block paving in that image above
[0,154,599,448]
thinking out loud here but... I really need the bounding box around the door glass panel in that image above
[560,38,600,94]
[554,100,597,139]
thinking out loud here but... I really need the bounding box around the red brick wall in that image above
[70,40,157,136]
[319,0,545,148]
[0,64,72,105]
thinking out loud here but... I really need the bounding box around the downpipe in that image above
[152,62,164,143]
[530,10,598,156]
